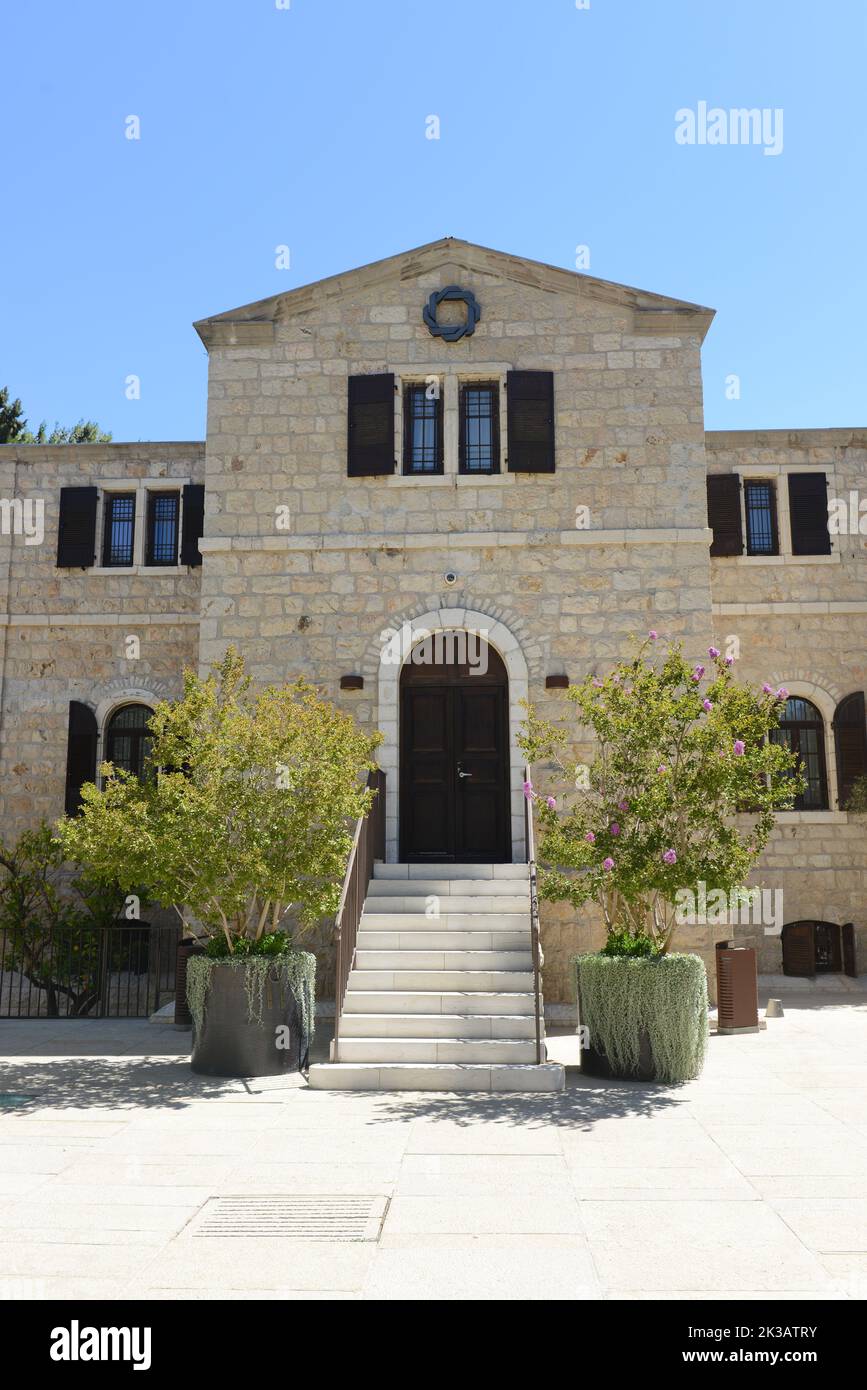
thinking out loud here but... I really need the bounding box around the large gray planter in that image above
[575,952,709,1084]
[188,956,312,1078]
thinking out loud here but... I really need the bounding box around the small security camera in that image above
[444,571,458,586]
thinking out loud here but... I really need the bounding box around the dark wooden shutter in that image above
[833,691,867,809]
[56,487,97,567]
[842,923,857,978]
[782,921,815,977]
[707,474,743,556]
[506,371,555,473]
[788,473,831,554]
[64,701,98,815]
[180,483,205,566]
[347,373,395,476]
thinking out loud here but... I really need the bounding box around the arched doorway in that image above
[400,633,510,863]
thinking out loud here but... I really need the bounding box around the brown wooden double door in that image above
[400,650,510,863]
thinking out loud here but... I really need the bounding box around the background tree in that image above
[0,386,111,444]
[0,823,130,1016]
[520,636,803,953]
[16,419,112,444]
[0,387,26,443]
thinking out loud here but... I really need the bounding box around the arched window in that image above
[770,697,829,810]
[105,704,153,781]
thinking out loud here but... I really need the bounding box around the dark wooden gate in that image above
[782,920,857,978]
[781,921,816,977]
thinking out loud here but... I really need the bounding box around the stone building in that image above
[0,239,864,1008]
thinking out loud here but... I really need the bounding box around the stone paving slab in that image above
[1,993,866,1300]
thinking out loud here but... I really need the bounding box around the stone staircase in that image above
[308,862,565,1092]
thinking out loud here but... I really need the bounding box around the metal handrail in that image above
[332,769,385,1061]
[524,764,544,1065]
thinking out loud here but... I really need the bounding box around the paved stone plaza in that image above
[1,993,865,1301]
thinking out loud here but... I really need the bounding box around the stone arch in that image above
[93,685,169,770]
[375,607,530,862]
[774,679,840,811]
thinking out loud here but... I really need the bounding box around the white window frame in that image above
[387,365,517,486]
[93,479,190,574]
[734,464,840,566]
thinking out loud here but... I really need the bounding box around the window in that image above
[744,480,779,556]
[459,382,500,474]
[403,384,443,474]
[146,491,180,565]
[102,494,136,567]
[105,704,153,781]
[770,697,829,810]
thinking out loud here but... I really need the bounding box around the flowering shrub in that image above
[520,636,802,953]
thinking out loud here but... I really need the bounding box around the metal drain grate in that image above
[191,1195,389,1241]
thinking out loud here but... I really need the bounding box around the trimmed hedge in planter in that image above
[575,952,708,1083]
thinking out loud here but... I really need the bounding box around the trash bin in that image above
[715,940,760,1034]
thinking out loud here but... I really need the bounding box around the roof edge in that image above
[193,237,715,348]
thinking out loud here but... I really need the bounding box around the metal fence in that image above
[0,922,180,1019]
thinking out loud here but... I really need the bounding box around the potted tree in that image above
[520,636,802,1083]
[58,650,381,1076]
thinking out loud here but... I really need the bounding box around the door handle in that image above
[457,763,472,779]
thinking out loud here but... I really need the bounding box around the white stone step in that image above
[369,878,529,897]
[373,862,529,880]
[335,1037,539,1063]
[347,969,534,992]
[364,895,529,915]
[354,949,532,972]
[308,1062,565,1092]
[342,990,536,1015]
[337,1012,537,1039]
[360,912,529,932]
[357,929,530,951]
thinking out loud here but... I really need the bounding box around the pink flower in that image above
[522,780,534,801]
[762,683,773,694]
[662,849,677,865]
[546,796,556,810]
[708,646,720,658]
[609,822,621,837]
[775,687,789,701]
[602,857,615,872]
[733,739,746,756]
[592,677,603,688]
[725,655,734,667]
[618,799,629,811]
[657,764,667,774]
[585,831,596,844]
[648,630,658,640]
[691,665,705,682]
[702,699,713,712]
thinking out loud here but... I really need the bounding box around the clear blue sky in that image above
[2,0,865,440]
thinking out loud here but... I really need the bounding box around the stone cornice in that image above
[706,429,867,449]
[714,601,867,615]
[198,527,712,553]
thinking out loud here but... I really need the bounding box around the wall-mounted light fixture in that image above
[545,674,569,690]
[340,675,364,691]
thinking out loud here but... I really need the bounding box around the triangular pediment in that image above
[193,237,715,348]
